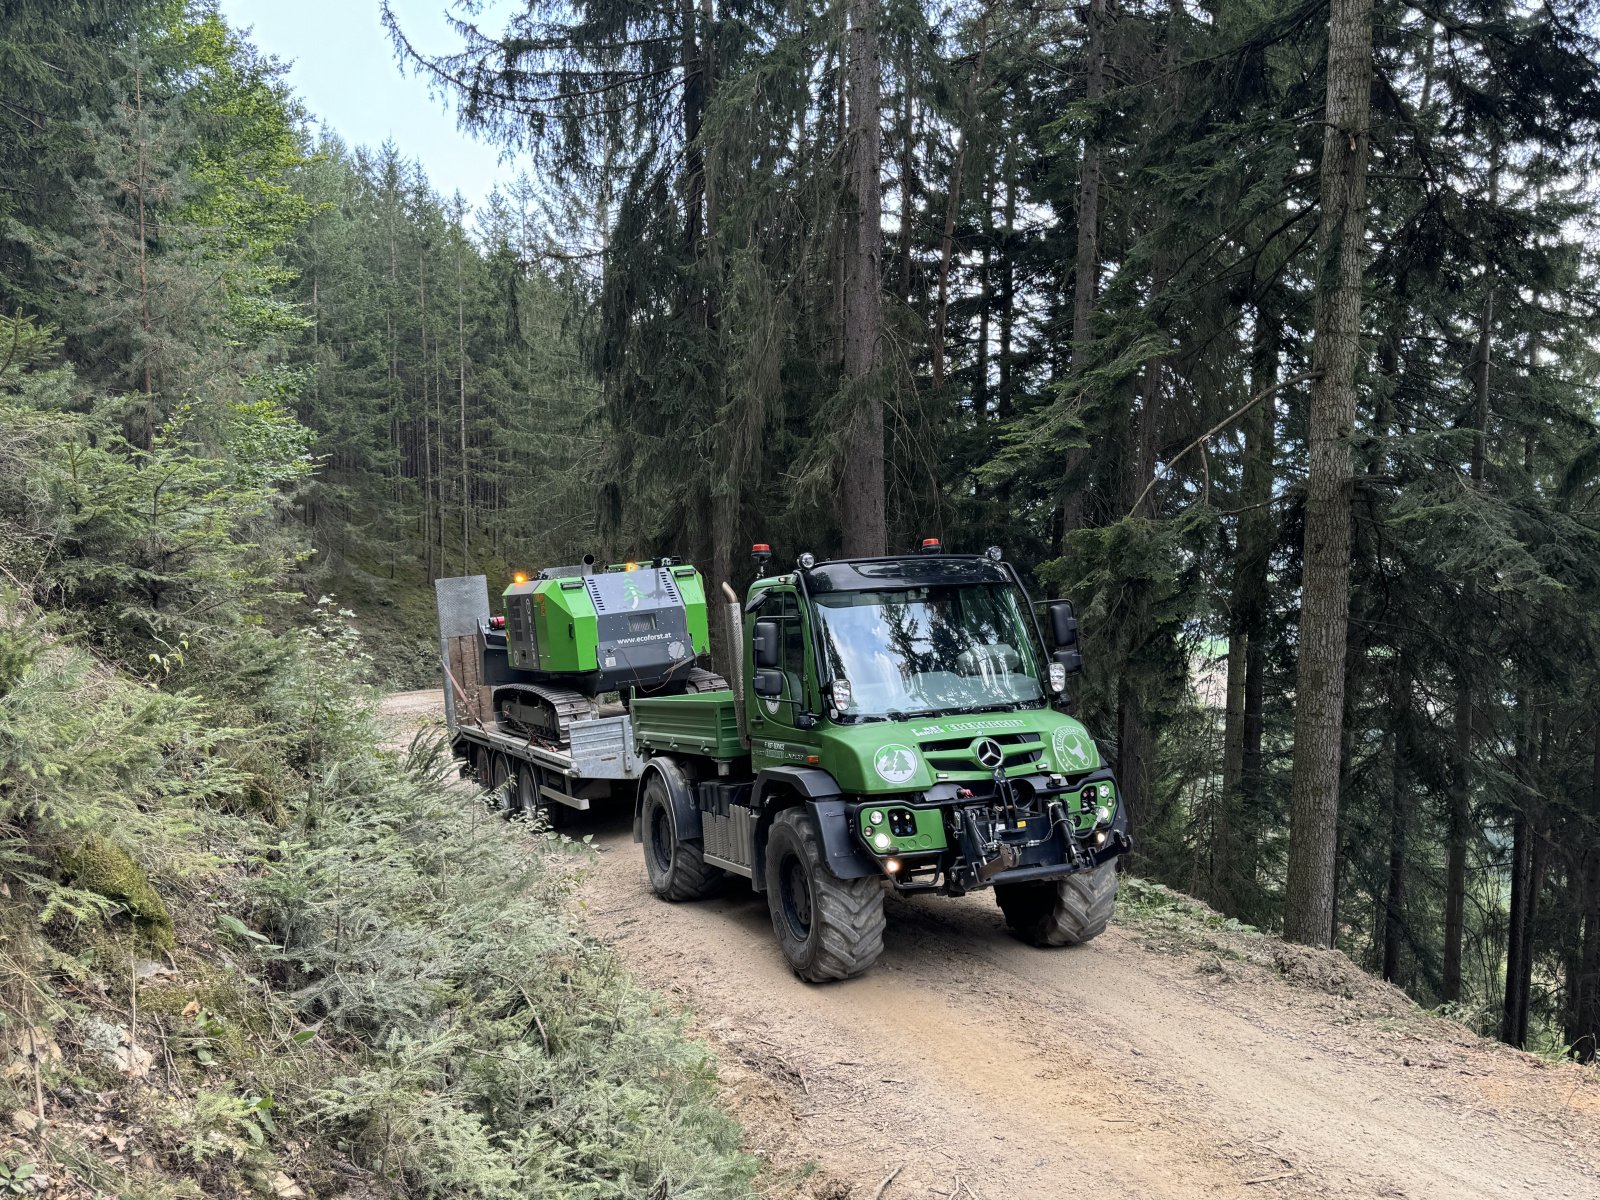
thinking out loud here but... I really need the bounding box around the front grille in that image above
[919,732,1044,772]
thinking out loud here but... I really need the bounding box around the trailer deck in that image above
[435,574,649,814]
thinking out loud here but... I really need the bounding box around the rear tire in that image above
[641,770,722,900]
[996,861,1118,947]
[763,808,885,982]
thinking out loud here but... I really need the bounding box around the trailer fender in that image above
[633,756,702,845]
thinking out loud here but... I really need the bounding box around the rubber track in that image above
[684,666,730,691]
[493,682,596,748]
[775,809,886,981]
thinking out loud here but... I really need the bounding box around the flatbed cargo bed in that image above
[630,691,744,761]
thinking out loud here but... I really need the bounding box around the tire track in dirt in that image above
[382,692,1600,1200]
[581,822,1598,1200]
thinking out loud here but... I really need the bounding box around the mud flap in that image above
[750,798,878,891]
[806,800,879,880]
[633,757,702,843]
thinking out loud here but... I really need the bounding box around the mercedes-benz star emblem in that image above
[974,737,1006,769]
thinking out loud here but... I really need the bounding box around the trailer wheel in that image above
[641,772,721,900]
[472,745,493,790]
[763,808,885,982]
[513,761,536,819]
[489,753,514,815]
[995,861,1118,947]
[514,762,572,830]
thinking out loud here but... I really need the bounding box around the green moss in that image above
[58,835,175,950]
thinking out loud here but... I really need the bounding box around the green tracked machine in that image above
[437,540,1129,982]
[490,555,727,746]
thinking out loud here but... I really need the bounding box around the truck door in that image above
[748,588,818,770]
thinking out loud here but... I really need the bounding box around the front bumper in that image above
[850,766,1132,894]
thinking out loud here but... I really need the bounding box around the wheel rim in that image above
[648,800,674,873]
[778,852,813,940]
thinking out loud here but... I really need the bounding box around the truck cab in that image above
[629,545,1130,982]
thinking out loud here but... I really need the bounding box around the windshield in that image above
[813,585,1044,718]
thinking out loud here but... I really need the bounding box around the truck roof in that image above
[800,554,1011,593]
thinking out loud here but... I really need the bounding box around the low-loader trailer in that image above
[435,543,1130,981]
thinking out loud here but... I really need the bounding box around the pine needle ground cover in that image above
[0,599,758,1200]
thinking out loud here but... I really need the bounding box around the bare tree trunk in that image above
[1216,315,1279,912]
[457,239,469,574]
[897,37,915,306]
[133,65,155,444]
[1445,281,1496,999]
[1059,0,1109,543]
[996,133,1017,424]
[1383,654,1410,983]
[841,0,886,556]
[1283,0,1375,947]
[1572,719,1600,1062]
[931,14,989,394]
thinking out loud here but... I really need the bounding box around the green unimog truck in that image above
[436,543,1129,982]
[627,542,1130,981]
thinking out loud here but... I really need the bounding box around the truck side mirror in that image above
[753,668,784,698]
[752,619,781,669]
[1053,648,1084,675]
[1048,601,1079,649]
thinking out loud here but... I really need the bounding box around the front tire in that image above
[996,861,1118,946]
[641,770,721,900]
[763,808,885,982]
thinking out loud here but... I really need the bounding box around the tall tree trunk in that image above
[1502,699,1533,1045]
[897,36,915,305]
[457,241,469,574]
[931,13,989,394]
[841,0,886,556]
[1283,0,1375,947]
[1383,653,1411,983]
[996,133,1017,424]
[133,64,155,445]
[1573,719,1600,1062]
[1445,281,1496,999]
[1221,313,1280,918]
[681,0,707,263]
[1059,0,1109,543]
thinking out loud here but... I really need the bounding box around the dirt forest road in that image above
[382,691,1600,1200]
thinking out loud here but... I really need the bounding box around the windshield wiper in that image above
[881,708,941,722]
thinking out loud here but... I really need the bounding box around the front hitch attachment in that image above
[977,841,1021,881]
[953,807,1019,883]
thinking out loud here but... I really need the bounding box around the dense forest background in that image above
[3,0,1599,1073]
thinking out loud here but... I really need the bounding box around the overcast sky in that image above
[217,0,523,212]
